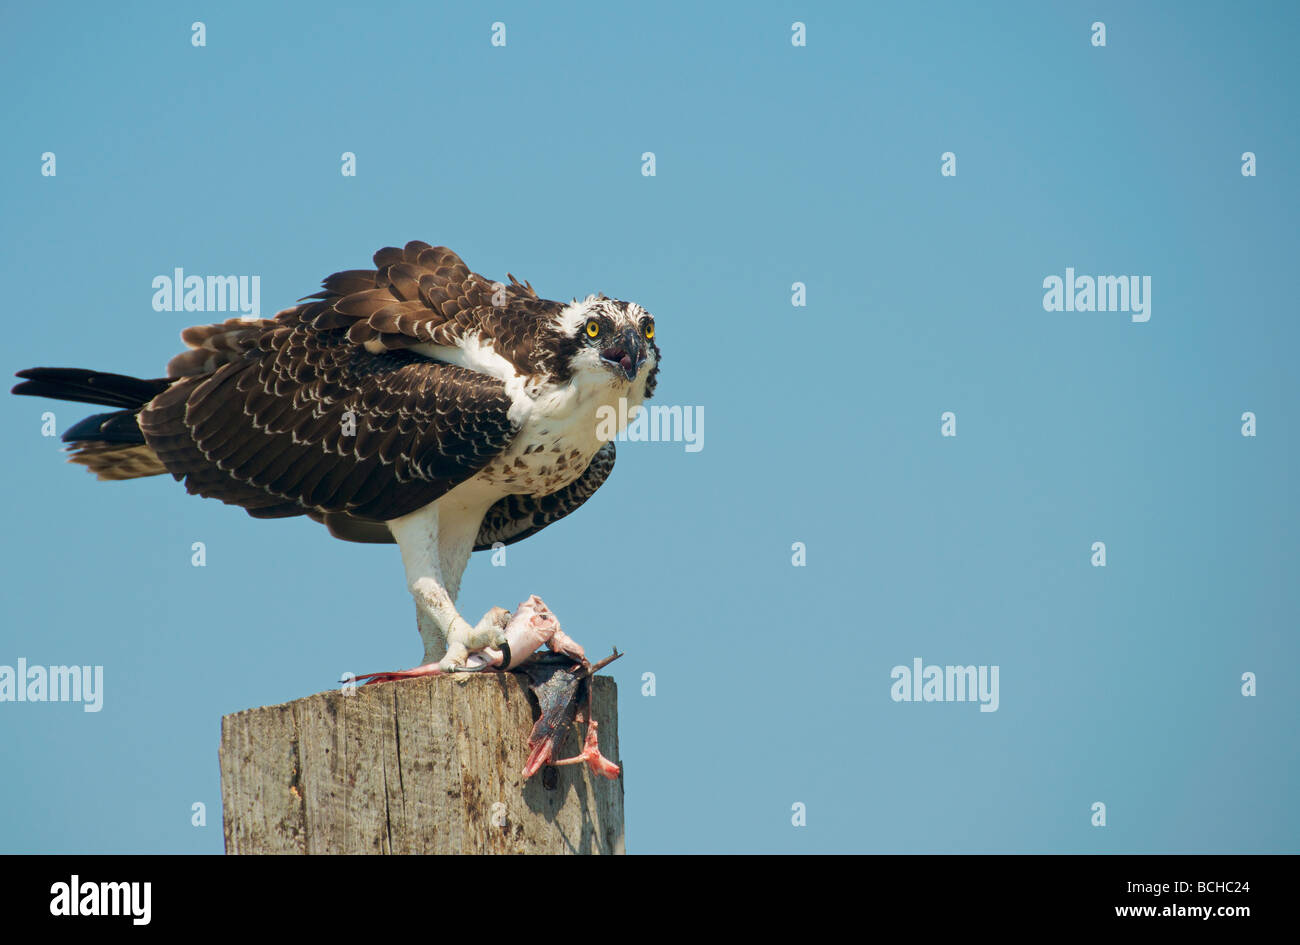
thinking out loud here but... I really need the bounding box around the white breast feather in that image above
[412,331,644,496]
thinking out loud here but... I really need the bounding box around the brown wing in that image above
[165,241,565,379]
[473,442,616,550]
[296,240,569,379]
[136,243,544,522]
[139,346,517,522]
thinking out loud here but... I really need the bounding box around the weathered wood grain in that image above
[219,673,623,854]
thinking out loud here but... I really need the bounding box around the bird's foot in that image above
[355,607,510,684]
[435,605,510,673]
[355,596,576,684]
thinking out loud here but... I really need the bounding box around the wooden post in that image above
[218,673,624,854]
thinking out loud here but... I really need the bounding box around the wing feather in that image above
[140,295,519,522]
[134,240,597,529]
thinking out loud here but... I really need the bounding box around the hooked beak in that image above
[600,328,647,382]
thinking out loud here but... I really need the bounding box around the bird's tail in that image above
[12,368,172,481]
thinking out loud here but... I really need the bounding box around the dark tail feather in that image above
[62,410,146,445]
[12,368,172,481]
[12,368,169,410]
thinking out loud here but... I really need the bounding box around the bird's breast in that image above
[476,376,635,496]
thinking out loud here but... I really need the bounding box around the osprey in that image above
[14,241,660,681]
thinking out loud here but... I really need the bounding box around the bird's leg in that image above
[414,604,448,664]
[410,577,475,670]
[387,499,507,672]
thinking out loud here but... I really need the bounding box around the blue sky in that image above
[1,1,1296,853]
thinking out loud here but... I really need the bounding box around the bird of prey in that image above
[13,241,658,774]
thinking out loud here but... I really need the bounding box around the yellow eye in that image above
[643,322,655,340]
[585,319,601,339]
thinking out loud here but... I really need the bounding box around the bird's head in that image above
[558,294,660,398]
